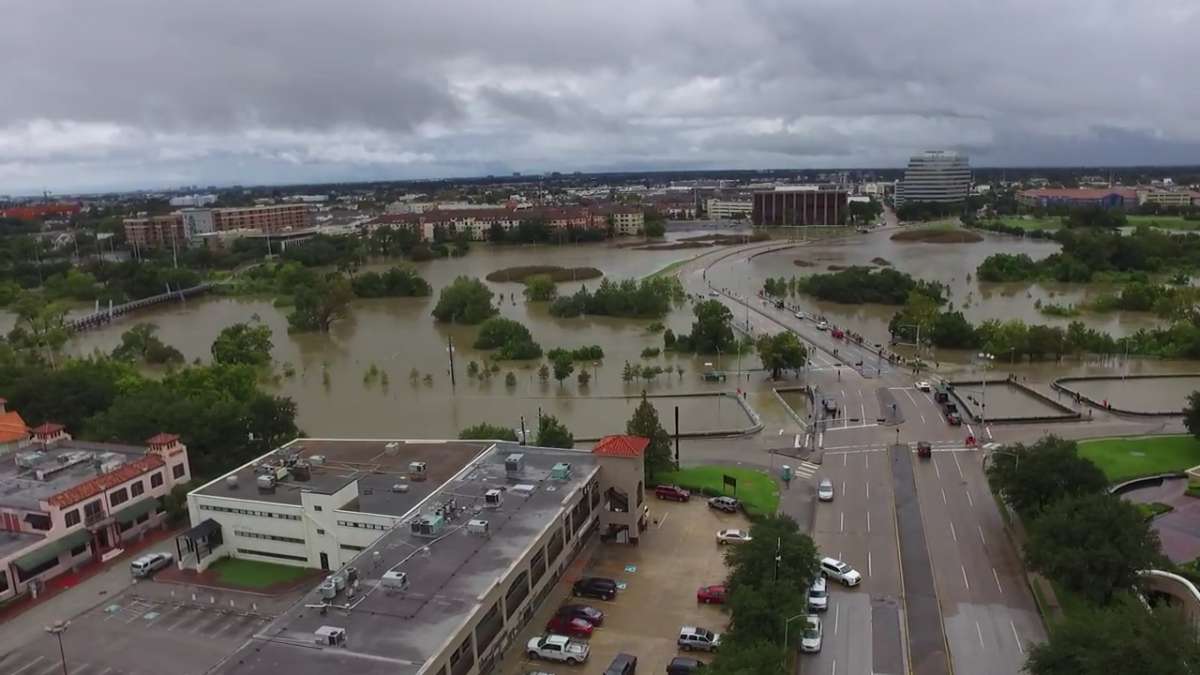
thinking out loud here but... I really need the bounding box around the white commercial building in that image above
[705,198,753,219]
[169,194,218,208]
[895,150,971,206]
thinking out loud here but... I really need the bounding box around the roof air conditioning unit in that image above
[505,453,524,476]
[409,461,428,481]
[226,475,239,489]
[257,475,276,492]
[484,489,502,508]
[551,463,571,481]
[391,483,409,493]
[467,519,489,536]
[309,455,326,465]
[381,569,409,592]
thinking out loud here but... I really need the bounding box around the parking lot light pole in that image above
[45,619,69,675]
[783,612,807,650]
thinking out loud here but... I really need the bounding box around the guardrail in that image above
[66,283,213,332]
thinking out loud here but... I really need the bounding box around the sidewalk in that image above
[0,525,181,656]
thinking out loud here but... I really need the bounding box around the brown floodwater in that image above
[1059,375,1200,413]
[949,380,1070,419]
[5,227,1194,437]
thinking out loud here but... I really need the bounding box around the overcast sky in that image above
[3,0,1199,194]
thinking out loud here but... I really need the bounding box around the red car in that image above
[655,484,691,502]
[545,614,594,638]
[696,584,727,604]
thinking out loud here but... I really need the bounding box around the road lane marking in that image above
[841,480,845,496]
[966,423,975,436]
[865,453,869,469]
[834,602,840,635]
[11,657,45,675]
[860,402,866,422]
[867,511,871,533]
[1011,620,1024,653]
[832,660,837,675]
[962,565,971,590]
[843,453,847,467]
[976,621,985,648]
[868,550,873,577]
[941,487,947,504]
[966,490,974,507]
[953,452,964,479]
[949,522,957,542]
[865,481,870,500]
[840,512,844,532]
[69,664,92,675]
[933,457,941,479]
[986,425,994,440]
[993,567,1004,594]
[658,512,670,528]
[978,525,986,545]
[794,434,800,447]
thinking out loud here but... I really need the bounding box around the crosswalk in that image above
[792,460,820,479]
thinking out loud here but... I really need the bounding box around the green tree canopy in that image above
[625,392,673,478]
[522,274,558,302]
[534,414,574,448]
[287,275,354,332]
[459,422,519,442]
[473,317,542,360]
[1025,493,1162,604]
[551,353,575,386]
[1185,391,1200,439]
[432,276,498,324]
[689,300,736,354]
[113,323,184,366]
[350,266,431,298]
[1025,603,1200,675]
[211,322,274,367]
[755,332,808,379]
[986,436,1108,519]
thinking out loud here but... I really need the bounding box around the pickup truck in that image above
[527,634,590,664]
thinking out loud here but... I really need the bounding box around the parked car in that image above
[546,614,594,639]
[800,615,823,653]
[822,398,838,414]
[655,484,691,502]
[677,626,721,652]
[573,577,618,601]
[807,577,828,611]
[716,528,752,545]
[934,390,950,404]
[915,380,932,392]
[696,584,727,604]
[557,604,604,626]
[820,557,862,587]
[817,479,834,502]
[817,321,829,331]
[831,328,845,339]
[666,656,705,674]
[708,496,739,513]
[527,635,589,664]
[793,311,805,320]
[708,291,720,297]
[604,653,638,675]
[946,412,962,426]
[917,441,933,459]
[130,552,173,578]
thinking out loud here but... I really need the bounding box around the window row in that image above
[235,529,305,545]
[337,519,389,531]
[199,504,301,520]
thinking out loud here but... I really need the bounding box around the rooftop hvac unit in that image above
[273,465,290,481]
[257,475,276,492]
[505,453,525,476]
[483,489,503,508]
[313,625,346,647]
[225,475,239,489]
[409,513,445,537]
[384,442,400,456]
[550,463,572,480]
[318,580,337,600]
[409,461,428,481]
[308,454,325,465]
[467,519,489,536]
[381,569,409,591]
[291,463,312,481]
[391,483,409,493]
[511,484,536,497]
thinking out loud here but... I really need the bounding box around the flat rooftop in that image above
[217,441,598,675]
[0,441,147,511]
[0,530,43,559]
[196,440,491,517]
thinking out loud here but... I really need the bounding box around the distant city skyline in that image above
[2,1,1199,194]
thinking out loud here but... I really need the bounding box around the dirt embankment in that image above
[485,265,604,282]
[890,229,983,243]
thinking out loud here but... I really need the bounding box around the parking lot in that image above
[501,496,750,674]
[0,581,294,675]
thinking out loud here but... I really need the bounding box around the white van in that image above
[130,552,173,578]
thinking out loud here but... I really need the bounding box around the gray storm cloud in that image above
[1,0,1198,192]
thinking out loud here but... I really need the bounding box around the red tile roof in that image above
[0,410,29,444]
[47,455,164,508]
[146,433,179,446]
[32,423,65,435]
[592,435,649,458]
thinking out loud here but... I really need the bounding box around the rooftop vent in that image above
[225,475,239,489]
[409,461,427,482]
[391,483,409,493]
[257,475,276,492]
[551,463,572,480]
[309,454,326,465]
[511,483,536,497]
[505,453,525,476]
[467,519,489,536]
[409,513,445,537]
[484,489,503,508]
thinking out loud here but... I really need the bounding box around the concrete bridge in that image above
[1140,569,1200,627]
[66,283,213,332]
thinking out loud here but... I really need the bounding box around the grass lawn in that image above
[999,216,1061,231]
[654,465,780,517]
[1076,434,1200,482]
[208,557,313,589]
[1127,215,1200,230]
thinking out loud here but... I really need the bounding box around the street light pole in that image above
[783,612,807,651]
[45,619,69,675]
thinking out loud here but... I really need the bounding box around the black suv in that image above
[604,652,638,675]
[666,656,705,674]
[573,576,618,601]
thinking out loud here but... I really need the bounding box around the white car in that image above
[793,311,806,320]
[677,625,721,652]
[807,577,828,611]
[817,321,829,331]
[526,635,589,664]
[817,479,834,502]
[130,551,174,578]
[709,290,720,297]
[708,496,740,513]
[915,380,932,392]
[716,528,752,545]
[820,557,862,587]
[800,615,823,653]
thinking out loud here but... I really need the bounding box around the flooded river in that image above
[6,226,1194,437]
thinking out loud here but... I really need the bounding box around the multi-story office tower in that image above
[895,150,971,206]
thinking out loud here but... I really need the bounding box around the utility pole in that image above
[45,620,69,675]
[447,336,456,390]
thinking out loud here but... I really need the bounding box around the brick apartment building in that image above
[124,214,189,250]
[752,187,849,226]
[124,204,312,249]
[367,205,643,242]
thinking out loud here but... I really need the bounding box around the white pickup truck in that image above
[526,634,589,664]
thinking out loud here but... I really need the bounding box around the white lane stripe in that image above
[949,521,957,542]
[953,452,964,479]
[976,621,985,648]
[10,657,46,675]
[978,524,986,545]
[933,457,941,479]
[1011,620,1024,654]
[962,565,970,590]
[993,567,1004,594]
[867,511,871,533]
[966,490,974,507]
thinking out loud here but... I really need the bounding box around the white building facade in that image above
[895,150,971,206]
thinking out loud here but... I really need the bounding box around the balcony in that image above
[84,511,111,528]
